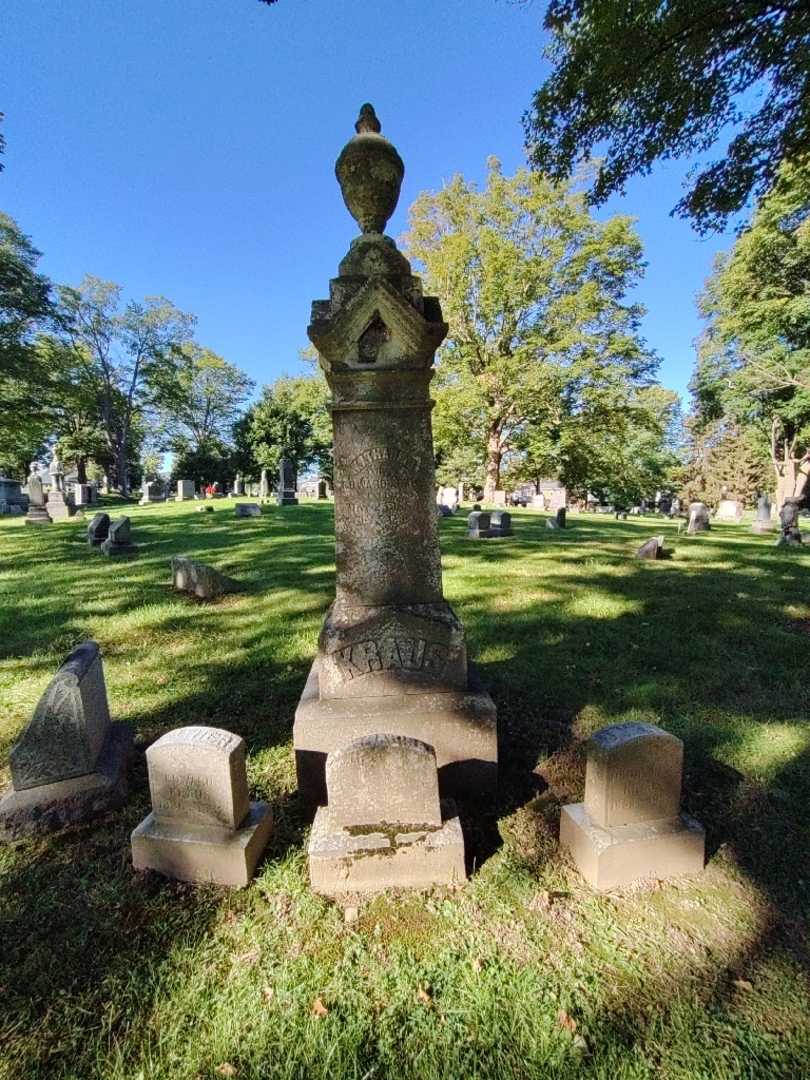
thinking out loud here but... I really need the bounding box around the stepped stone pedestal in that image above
[560,722,704,890]
[293,105,497,811]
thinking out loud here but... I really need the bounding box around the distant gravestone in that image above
[101,516,136,556]
[87,512,110,547]
[277,458,298,505]
[560,722,704,890]
[47,486,74,522]
[776,498,803,547]
[308,734,465,895]
[131,725,273,887]
[437,486,458,513]
[467,509,491,539]
[636,535,665,560]
[74,484,92,507]
[233,472,245,496]
[555,507,566,529]
[317,478,328,499]
[686,502,710,534]
[235,502,261,518]
[139,480,162,504]
[752,493,774,534]
[489,510,512,538]
[437,503,453,518]
[25,466,51,526]
[715,499,743,521]
[492,490,507,507]
[0,642,133,840]
[259,468,270,499]
[171,556,240,599]
[176,479,195,501]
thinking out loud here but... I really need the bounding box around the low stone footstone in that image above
[467,510,491,539]
[25,468,51,526]
[235,503,261,518]
[686,502,710,534]
[555,507,567,528]
[752,494,774,534]
[100,516,136,556]
[0,642,133,840]
[309,734,465,896]
[131,726,273,887]
[87,512,110,546]
[171,556,240,599]
[560,722,705,891]
[636,535,665,560]
[196,505,214,513]
[489,510,512,538]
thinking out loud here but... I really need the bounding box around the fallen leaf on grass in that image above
[416,987,432,1006]
[216,1065,237,1078]
[733,978,753,992]
[557,1009,577,1034]
[471,957,483,973]
[261,986,274,1004]
[311,997,329,1017]
[236,947,261,967]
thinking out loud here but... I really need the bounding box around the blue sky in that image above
[3,0,737,404]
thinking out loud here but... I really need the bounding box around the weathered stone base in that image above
[0,723,133,841]
[25,506,52,526]
[309,799,465,896]
[131,801,273,887]
[294,658,497,809]
[100,540,138,556]
[751,521,775,533]
[560,802,705,891]
[277,496,298,505]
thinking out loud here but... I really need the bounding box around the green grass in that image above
[1,501,809,1080]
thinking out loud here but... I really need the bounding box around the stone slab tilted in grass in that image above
[309,734,465,896]
[131,725,273,887]
[171,556,241,599]
[87,512,110,546]
[293,106,497,810]
[560,722,704,890]
[686,502,710,534]
[235,503,262,518]
[0,641,133,840]
[100,515,137,556]
[467,509,491,538]
[636,535,666,560]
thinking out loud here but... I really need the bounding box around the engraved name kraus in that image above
[332,637,449,680]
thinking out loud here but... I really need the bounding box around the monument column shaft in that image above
[330,370,443,608]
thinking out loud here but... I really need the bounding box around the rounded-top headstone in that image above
[146,726,250,831]
[326,733,442,829]
[584,722,683,828]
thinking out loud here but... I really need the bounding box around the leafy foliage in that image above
[248,373,331,479]
[525,1,810,233]
[404,159,659,499]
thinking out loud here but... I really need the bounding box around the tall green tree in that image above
[56,276,195,495]
[404,159,657,499]
[249,373,332,480]
[696,160,810,504]
[525,1,810,233]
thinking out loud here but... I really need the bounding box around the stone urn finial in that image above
[335,103,404,235]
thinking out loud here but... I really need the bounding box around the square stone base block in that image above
[294,658,497,810]
[0,723,134,841]
[560,803,705,891]
[309,800,466,896]
[131,801,273,888]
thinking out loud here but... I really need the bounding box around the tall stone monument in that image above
[293,104,497,808]
[277,458,298,505]
[24,463,51,526]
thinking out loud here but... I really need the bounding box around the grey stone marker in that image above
[131,726,273,887]
[101,516,136,556]
[489,510,512,538]
[636,535,665,560]
[776,497,803,546]
[176,479,195,501]
[0,476,26,512]
[171,556,240,599]
[467,509,491,538]
[715,498,743,521]
[686,502,710,534]
[560,722,705,890]
[309,734,465,895]
[555,507,567,529]
[233,472,245,496]
[87,512,110,546]
[235,502,262,518]
[0,642,133,840]
[492,490,507,507]
[752,493,774,534]
[293,104,497,809]
[46,487,74,522]
[139,480,162,504]
[24,465,51,526]
[277,458,298,505]
[74,483,92,507]
[259,468,270,499]
[317,478,328,499]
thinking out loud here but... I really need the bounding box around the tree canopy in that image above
[248,373,331,480]
[404,159,662,500]
[525,1,810,233]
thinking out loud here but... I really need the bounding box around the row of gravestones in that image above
[686,498,803,545]
[0,640,704,895]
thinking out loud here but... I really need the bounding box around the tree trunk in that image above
[483,428,502,501]
[117,436,129,497]
[76,458,87,484]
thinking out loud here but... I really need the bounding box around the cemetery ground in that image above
[1,503,809,1080]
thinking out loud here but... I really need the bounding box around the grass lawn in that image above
[1,500,809,1080]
